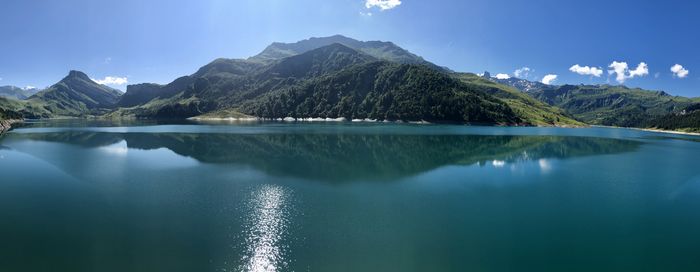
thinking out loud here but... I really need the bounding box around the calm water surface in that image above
[1,120,700,272]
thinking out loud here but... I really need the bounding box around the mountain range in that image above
[0,86,41,100]
[1,35,698,132]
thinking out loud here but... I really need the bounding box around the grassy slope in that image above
[454,73,584,126]
[28,86,121,117]
[528,85,699,127]
[0,97,53,119]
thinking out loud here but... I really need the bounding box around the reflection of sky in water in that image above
[491,158,551,172]
[405,158,559,188]
[98,140,199,169]
[99,140,129,156]
[239,185,293,272]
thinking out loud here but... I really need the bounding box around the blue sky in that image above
[0,0,698,96]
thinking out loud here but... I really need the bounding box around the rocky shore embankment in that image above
[0,119,21,133]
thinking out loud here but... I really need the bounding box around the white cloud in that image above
[608,61,648,83]
[569,64,603,77]
[359,11,373,16]
[495,73,511,79]
[629,62,649,77]
[365,0,402,10]
[608,61,628,83]
[104,57,112,64]
[541,74,558,85]
[514,67,532,79]
[92,76,128,85]
[671,64,689,78]
[23,86,36,90]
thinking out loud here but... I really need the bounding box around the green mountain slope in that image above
[256,43,376,79]
[28,71,123,117]
[112,43,520,124]
[117,79,192,108]
[454,73,583,126]
[0,96,53,119]
[250,34,446,71]
[111,44,376,118]
[117,59,267,108]
[0,100,24,120]
[646,104,700,133]
[526,84,698,127]
[239,61,519,123]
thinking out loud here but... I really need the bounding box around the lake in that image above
[1,120,700,272]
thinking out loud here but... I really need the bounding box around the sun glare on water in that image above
[239,185,293,272]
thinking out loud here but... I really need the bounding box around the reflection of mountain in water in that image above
[8,132,641,181]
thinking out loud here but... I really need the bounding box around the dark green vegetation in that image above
[0,96,51,119]
[0,35,698,131]
[0,100,24,131]
[0,106,22,120]
[646,104,700,133]
[239,59,518,123]
[524,84,699,127]
[110,42,524,124]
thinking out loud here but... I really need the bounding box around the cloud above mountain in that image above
[569,64,603,77]
[495,73,511,79]
[541,74,558,85]
[92,76,128,85]
[608,61,648,83]
[365,0,402,10]
[514,67,532,79]
[671,64,689,78]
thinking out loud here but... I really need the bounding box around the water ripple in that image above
[239,184,292,272]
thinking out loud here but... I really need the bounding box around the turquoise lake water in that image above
[1,120,700,271]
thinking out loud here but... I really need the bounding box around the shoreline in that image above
[630,127,700,136]
[592,125,700,137]
[187,116,434,124]
[187,116,584,127]
[12,117,697,136]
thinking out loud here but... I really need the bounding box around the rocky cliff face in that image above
[0,119,21,133]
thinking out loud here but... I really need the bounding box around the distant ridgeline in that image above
[488,74,700,131]
[1,35,698,130]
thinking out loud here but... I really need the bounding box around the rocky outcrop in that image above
[0,119,21,133]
